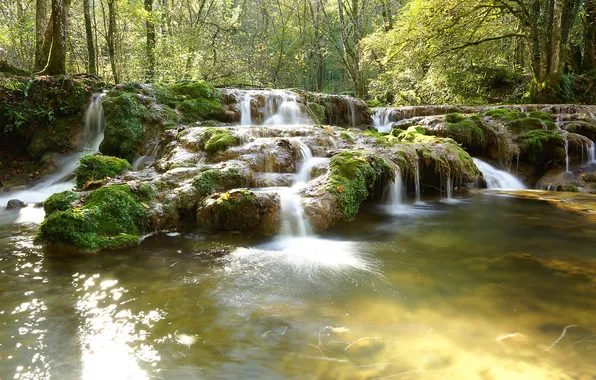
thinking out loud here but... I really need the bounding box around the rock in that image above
[75,154,131,188]
[6,199,27,209]
[33,202,44,208]
[196,189,280,234]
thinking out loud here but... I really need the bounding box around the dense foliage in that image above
[0,0,594,104]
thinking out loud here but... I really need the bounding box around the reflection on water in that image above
[1,193,596,379]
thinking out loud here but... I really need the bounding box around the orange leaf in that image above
[337,186,344,193]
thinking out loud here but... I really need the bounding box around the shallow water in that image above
[1,193,596,379]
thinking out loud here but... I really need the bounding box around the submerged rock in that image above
[6,199,27,209]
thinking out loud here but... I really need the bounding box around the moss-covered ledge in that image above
[75,154,131,188]
[36,184,155,253]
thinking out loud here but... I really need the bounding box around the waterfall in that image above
[240,93,252,126]
[372,108,394,133]
[414,160,421,203]
[263,92,307,125]
[387,169,405,212]
[277,139,314,237]
[564,134,570,172]
[473,158,526,190]
[589,141,596,164]
[0,94,106,219]
[349,101,356,129]
[446,177,453,201]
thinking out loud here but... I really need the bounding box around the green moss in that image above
[445,113,466,123]
[100,91,153,162]
[178,98,226,122]
[366,99,383,107]
[193,167,248,197]
[393,126,431,142]
[527,111,552,121]
[445,118,484,148]
[170,81,217,99]
[43,190,80,216]
[200,128,239,155]
[485,108,527,121]
[36,185,150,252]
[327,151,393,220]
[510,117,544,133]
[520,130,565,165]
[75,154,131,188]
[543,120,557,130]
[340,131,354,143]
[306,102,327,124]
[565,122,596,140]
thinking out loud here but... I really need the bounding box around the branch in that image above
[437,33,526,55]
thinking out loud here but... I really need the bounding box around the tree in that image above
[106,0,119,83]
[41,0,69,75]
[145,0,156,81]
[34,0,48,71]
[83,0,97,75]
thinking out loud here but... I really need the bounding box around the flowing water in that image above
[0,94,106,225]
[1,193,596,379]
[589,141,596,164]
[240,93,252,126]
[473,158,526,190]
[372,108,395,133]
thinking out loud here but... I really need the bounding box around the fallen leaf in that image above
[337,186,344,193]
[221,192,230,200]
[141,202,149,209]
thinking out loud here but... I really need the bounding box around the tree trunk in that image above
[583,0,596,72]
[34,0,48,71]
[145,0,156,82]
[42,0,68,75]
[107,0,119,83]
[83,0,96,74]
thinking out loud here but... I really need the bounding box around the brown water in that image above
[1,193,595,379]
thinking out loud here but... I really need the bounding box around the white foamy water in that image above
[473,158,526,190]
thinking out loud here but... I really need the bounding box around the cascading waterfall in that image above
[278,139,314,237]
[446,177,453,201]
[473,158,526,190]
[263,92,306,125]
[372,108,394,133]
[0,94,106,221]
[240,93,252,126]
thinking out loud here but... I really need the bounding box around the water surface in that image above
[1,193,595,379]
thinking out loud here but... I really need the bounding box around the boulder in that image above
[6,199,27,209]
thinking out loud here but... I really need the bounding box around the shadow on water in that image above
[1,192,596,379]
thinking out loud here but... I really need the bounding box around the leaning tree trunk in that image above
[42,0,68,75]
[83,0,96,74]
[145,0,156,82]
[34,0,48,71]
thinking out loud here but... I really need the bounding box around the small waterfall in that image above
[240,93,252,126]
[263,92,307,125]
[473,158,526,190]
[387,169,405,212]
[372,108,394,133]
[294,140,314,184]
[446,177,453,201]
[564,134,570,172]
[414,160,421,203]
[349,101,356,129]
[589,141,596,164]
[0,94,106,219]
[278,139,313,237]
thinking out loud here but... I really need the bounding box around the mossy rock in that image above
[198,128,240,155]
[178,97,226,122]
[170,81,217,99]
[445,113,466,123]
[100,91,154,162]
[558,184,579,192]
[485,108,527,121]
[36,185,151,252]
[193,166,250,197]
[327,151,393,220]
[75,154,131,188]
[445,118,484,148]
[565,122,596,141]
[340,131,354,143]
[527,111,552,121]
[583,172,596,183]
[43,190,80,216]
[306,102,327,124]
[510,117,544,133]
[196,189,280,234]
[520,130,565,165]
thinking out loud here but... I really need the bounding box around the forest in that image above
[1,0,595,104]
